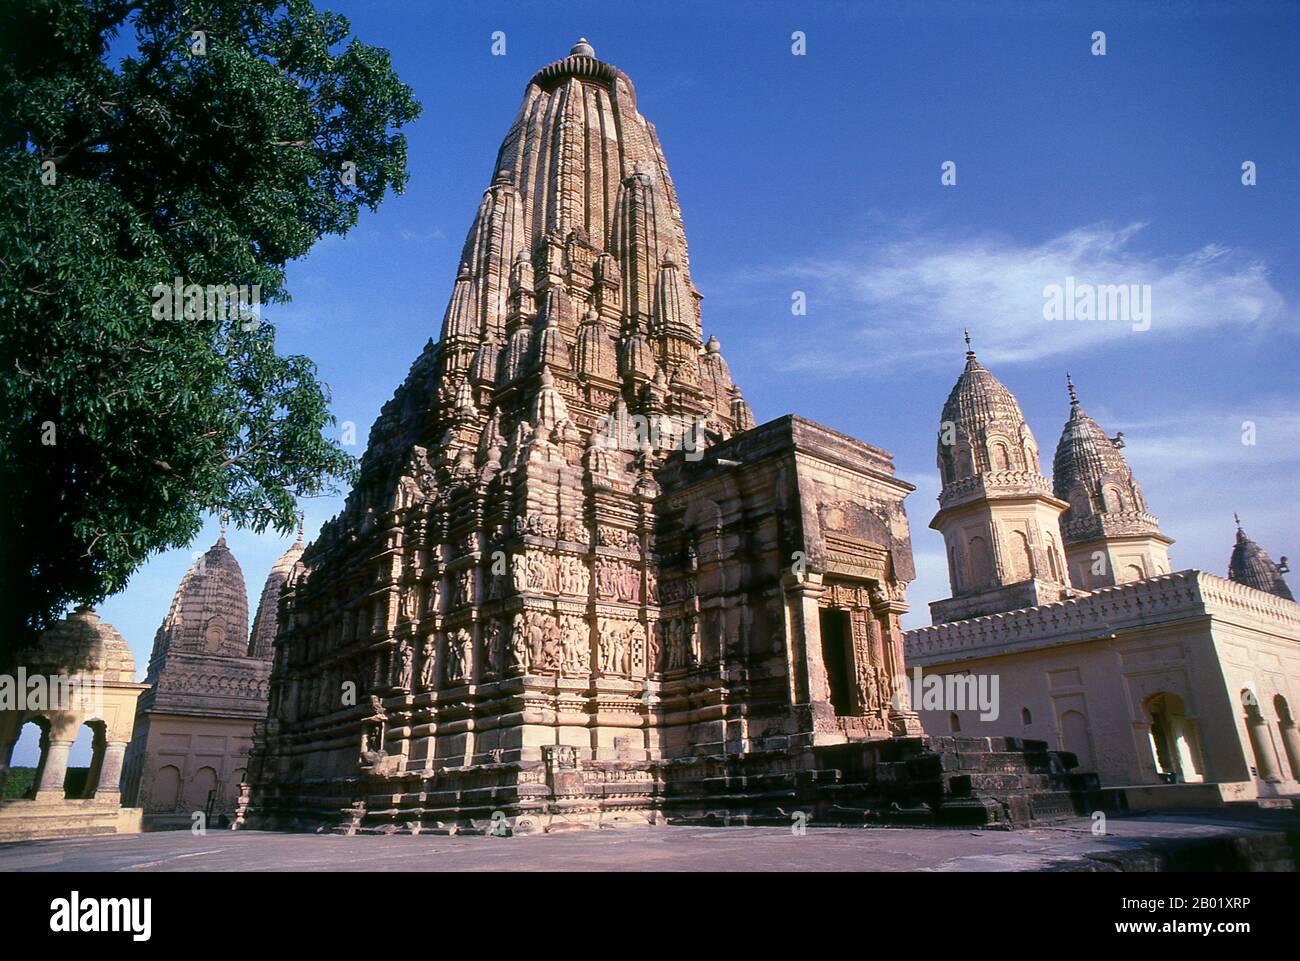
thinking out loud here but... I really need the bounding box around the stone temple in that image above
[906,354,1300,806]
[238,42,1099,834]
[122,527,300,827]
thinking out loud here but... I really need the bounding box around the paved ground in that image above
[1,809,1297,871]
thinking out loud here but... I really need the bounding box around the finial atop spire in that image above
[1066,372,1078,406]
[1234,512,1241,528]
[219,512,228,540]
[570,37,595,58]
[296,510,305,544]
[963,327,972,354]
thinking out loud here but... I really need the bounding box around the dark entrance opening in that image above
[818,608,854,716]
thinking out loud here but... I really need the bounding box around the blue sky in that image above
[88,0,1298,693]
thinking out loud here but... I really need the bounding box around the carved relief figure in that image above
[484,617,505,674]
[395,639,414,690]
[595,558,641,603]
[540,618,563,671]
[560,616,589,674]
[646,621,662,674]
[508,615,530,672]
[419,636,436,690]
[666,617,697,670]
[511,554,529,594]
[525,611,547,668]
[399,585,420,622]
[445,629,470,683]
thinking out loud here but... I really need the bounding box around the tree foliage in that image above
[0,0,421,648]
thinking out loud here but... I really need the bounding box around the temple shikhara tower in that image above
[239,42,1095,833]
[1052,376,1172,590]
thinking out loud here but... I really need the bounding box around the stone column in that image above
[848,609,873,715]
[94,740,129,800]
[1137,723,1162,782]
[781,571,825,707]
[1278,722,1300,783]
[1172,719,1203,784]
[872,587,923,737]
[80,728,106,798]
[1246,717,1283,783]
[34,738,74,799]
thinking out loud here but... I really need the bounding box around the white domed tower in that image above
[1052,375,1172,588]
[929,336,1073,623]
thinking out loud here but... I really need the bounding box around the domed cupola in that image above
[927,334,1073,625]
[1051,375,1172,588]
[1229,517,1293,601]
[149,525,250,666]
[27,606,137,683]
[248,525,307,659]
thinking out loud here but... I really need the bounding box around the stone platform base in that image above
[237,736,1100,835]
[1102,781,1300,812]
[0,797,142,842]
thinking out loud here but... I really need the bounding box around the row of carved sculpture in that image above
[277,610,719,722]
[387,552,661,618]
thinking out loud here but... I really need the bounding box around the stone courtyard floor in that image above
[0,808,1297,871]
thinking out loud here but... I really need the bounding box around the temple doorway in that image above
[818,608,854,716]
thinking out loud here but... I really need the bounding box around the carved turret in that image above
[1229,517,1293,600]
[1052,375,1172,588]
[149,531,250,665]
[929,337,1073,624]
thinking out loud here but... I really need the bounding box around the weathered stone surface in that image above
[235,42,1094,835]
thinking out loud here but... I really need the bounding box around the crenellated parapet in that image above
[906,569,1300,666]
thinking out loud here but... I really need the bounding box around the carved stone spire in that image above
[1052,375,1172,588]
[248,534,306,659]
[1229,519,1293,600]
[150,533,249,664]
[929,349,1072,623]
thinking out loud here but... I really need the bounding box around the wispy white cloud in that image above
[748,223,1285,373]
[1116,407,1300,473]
